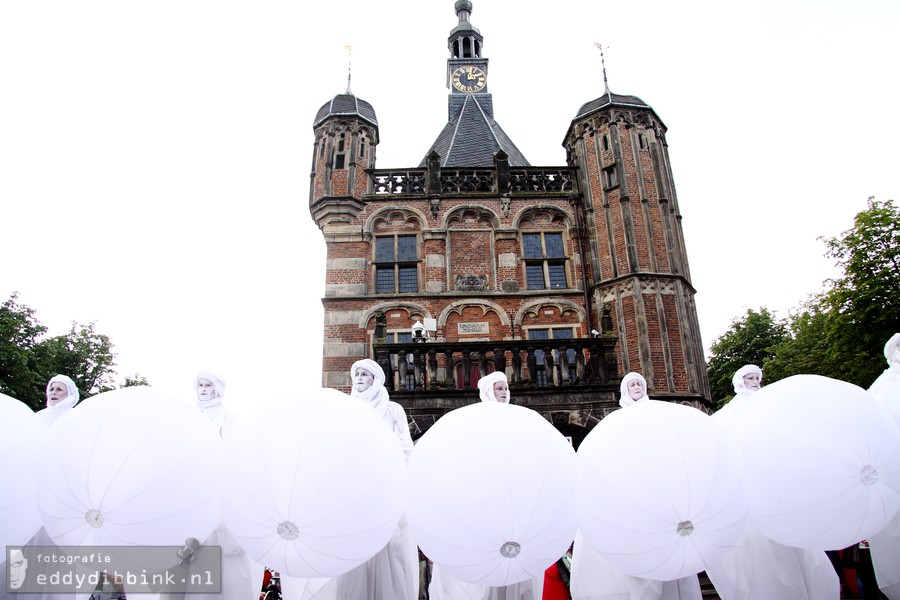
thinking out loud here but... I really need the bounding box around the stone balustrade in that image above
[373,336,617,394]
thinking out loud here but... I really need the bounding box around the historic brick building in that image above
[309,0,711,446]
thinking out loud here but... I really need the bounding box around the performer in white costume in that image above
[427,371,544,600]
[0,376,82,600]
[169,371,255,600]
[37,374,80,427]
[477,370,510,404]
[617,371,650,407]
[569,373,702,600]
[867,333,900,599]
[283,359,418,600]
[705,365,839,600]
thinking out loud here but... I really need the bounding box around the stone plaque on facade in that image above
[458,322,489,335]
[455,274,489,291]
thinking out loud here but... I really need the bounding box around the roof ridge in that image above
[473,96,503,150]
[444,94,471,167]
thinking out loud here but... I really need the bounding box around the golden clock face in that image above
[451,66,486,93]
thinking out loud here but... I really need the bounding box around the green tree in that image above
[706,307,790,406]
[763,306,833,382]
[32,321,118,402]
[0,292,48,405]
[766,198,899,387]
[122,373,150,387]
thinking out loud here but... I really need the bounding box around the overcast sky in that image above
[2,0,898,411]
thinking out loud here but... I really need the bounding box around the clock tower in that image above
[447,1,488,94]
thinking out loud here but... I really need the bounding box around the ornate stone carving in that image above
[455,274,489,291]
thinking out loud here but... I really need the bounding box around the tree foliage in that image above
[706,308,790,406]
[765,200,900,387]
[0,292,48,404]
[33,322,118,399]
[0,293,121,410]
[708,198,900,396]
[122,373,150,387]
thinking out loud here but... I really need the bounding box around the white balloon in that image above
[406,401,581,586]
[739,374,900,550]
[578,400,749,581]
[218,388,405,578]
[36,386,222,546]
[0,394,46,548]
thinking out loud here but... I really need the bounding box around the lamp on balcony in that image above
[412,320,428,342]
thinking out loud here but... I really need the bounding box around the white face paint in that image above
[197,378,218,401]
[492,380,509,403]
[742,372,761,391]
[627,378,645,400]
[47,381,68,406]
[354,368,375,393]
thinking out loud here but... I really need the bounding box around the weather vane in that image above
[593,41,610,95]
[344,44,352,94]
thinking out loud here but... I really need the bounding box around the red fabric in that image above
[542,563,570,600]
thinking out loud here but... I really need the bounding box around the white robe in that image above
[282,517,418,600]
[867,350,900,599]
[284,387,417,599]
[427,566,543,600]
[704,526,838,600]
[569,531,701,600]
[705,387,840,600]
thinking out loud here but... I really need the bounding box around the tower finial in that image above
[455,0,473,24]
[593,41,611,100]
[344,44,353,94]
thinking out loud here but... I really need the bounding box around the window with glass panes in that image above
[375,235,418,293]
[528,327,577,385]
[334,134,346,170]
[522,232,567,289]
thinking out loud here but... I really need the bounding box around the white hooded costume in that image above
[37,374,80,427]
[618,371,649,407]
[194,370,229,436]
[162,371,255,600]
[867,333,900,599]
[428,371,545,600]
[283,359,418,600]
[705,365,839,600]
[570,372,702,600]
[0,376,80,600]
[477,370,510,403]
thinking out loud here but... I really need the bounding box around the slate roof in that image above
[313,94,378,128]
[420,94,530,168]
[573,92,650,121]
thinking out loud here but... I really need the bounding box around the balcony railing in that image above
[372,337,617,394]
[370,167,577,196]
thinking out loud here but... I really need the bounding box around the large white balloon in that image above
[578,400,749,581]
[739,374,900,550]
[406,401,581,586]
[0,394,46,548]
[36,386,222,546]
[218,388,406,578]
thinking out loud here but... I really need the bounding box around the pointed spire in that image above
[593,41,612,101]
[344,44,353,95]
